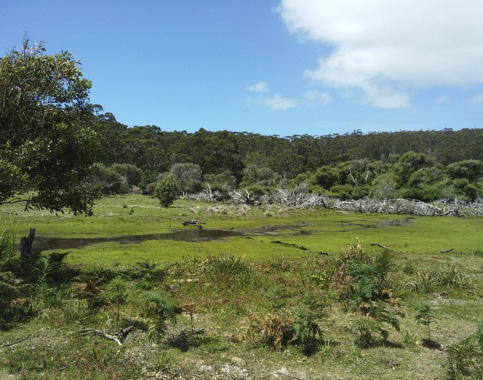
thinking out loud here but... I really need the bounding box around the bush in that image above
[111,163,143,186]
[256,313,294,351]
[106,277,128,323]
[170,163,202,194]
[352,302,400,348]
[415,303,435,341]
[445,323,483,379]
[154,174,179,207]
[291,307,323,355]
[89,163,129,194]
[335,241,394,309]
[142,290,178,343]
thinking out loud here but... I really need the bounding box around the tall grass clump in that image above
[0,218,16,261]
[201,255,252,285]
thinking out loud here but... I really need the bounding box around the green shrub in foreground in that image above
[445,323,483,379]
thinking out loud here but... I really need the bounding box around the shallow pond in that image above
[32,217,415,251]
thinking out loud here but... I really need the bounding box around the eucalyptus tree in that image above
[0,39,100,214]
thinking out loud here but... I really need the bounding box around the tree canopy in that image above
[0,40,100,214]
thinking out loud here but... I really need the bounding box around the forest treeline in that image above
[1,40,482,213]
[91,113,483,202]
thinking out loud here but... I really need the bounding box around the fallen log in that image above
[370,243,390,250]
[0,329,44,348]
[78,325,134,346]
[439,248,454,253]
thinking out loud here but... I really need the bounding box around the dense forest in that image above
[91,114,483,202]
[1,40,482,214]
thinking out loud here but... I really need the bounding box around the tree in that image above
[106,277,128,324]
[415,303,435,341]
[446,160,483,184]
[0,39,100,214]
[170,163,202,194]
[154,174,178,207]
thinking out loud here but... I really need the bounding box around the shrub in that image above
[142,290,178,343]
[106,277,128,323]
[0,271,30,329]
[352,301,400,348]
[154,174,179,207]
[415,303,435,341]
[71,274,107,311]
[111,163,143,186]
[335,241,394,309]
[170,163,202,194]
[445,323,483,379]
[89,163,129,194]
[291,307,323,355]
[259,313,294,351]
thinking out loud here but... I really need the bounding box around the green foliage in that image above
[170,162,202,194]
[242,165,279,187]
[71,274,107,311]
[0,223,16,262]
[393,152,434,186]
[142,289,178,343]
[0,271,30,329]
[0,39,100,214]
[452,178,481,201]
[351,317,382,348]
[44,251,78,284]
[415,303,435,341]
[154,174,179,207]
[106,277,128,323]
[111,163,143,187]
[202,255,252,279]
[370,173,397,199]
[336,242,394,309]
[204,170,237,192]
[445,323,483,379]
[291,306,323,355]
[406,266,471,293]
[447,160,483,184]
[89,163,130,194]
[310,166,340,189]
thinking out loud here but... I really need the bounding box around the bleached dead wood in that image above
[183,189,483,217]
[78,325,134,346]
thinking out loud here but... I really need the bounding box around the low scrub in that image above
[445,323,483,379]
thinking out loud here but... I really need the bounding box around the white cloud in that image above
[247,81,270,93]
[305,90,331,104]
[279,0,483,108]
[248,93,298,111]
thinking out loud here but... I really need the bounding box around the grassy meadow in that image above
[0,195,482,379]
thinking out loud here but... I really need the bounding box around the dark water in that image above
[33,229,243,251]
[31,217,414,251]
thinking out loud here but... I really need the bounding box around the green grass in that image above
[1,194,482,379]
[3,194,482,267]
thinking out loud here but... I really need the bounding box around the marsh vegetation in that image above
[0,196,482,379]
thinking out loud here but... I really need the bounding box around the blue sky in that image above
[2,0,483,136]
